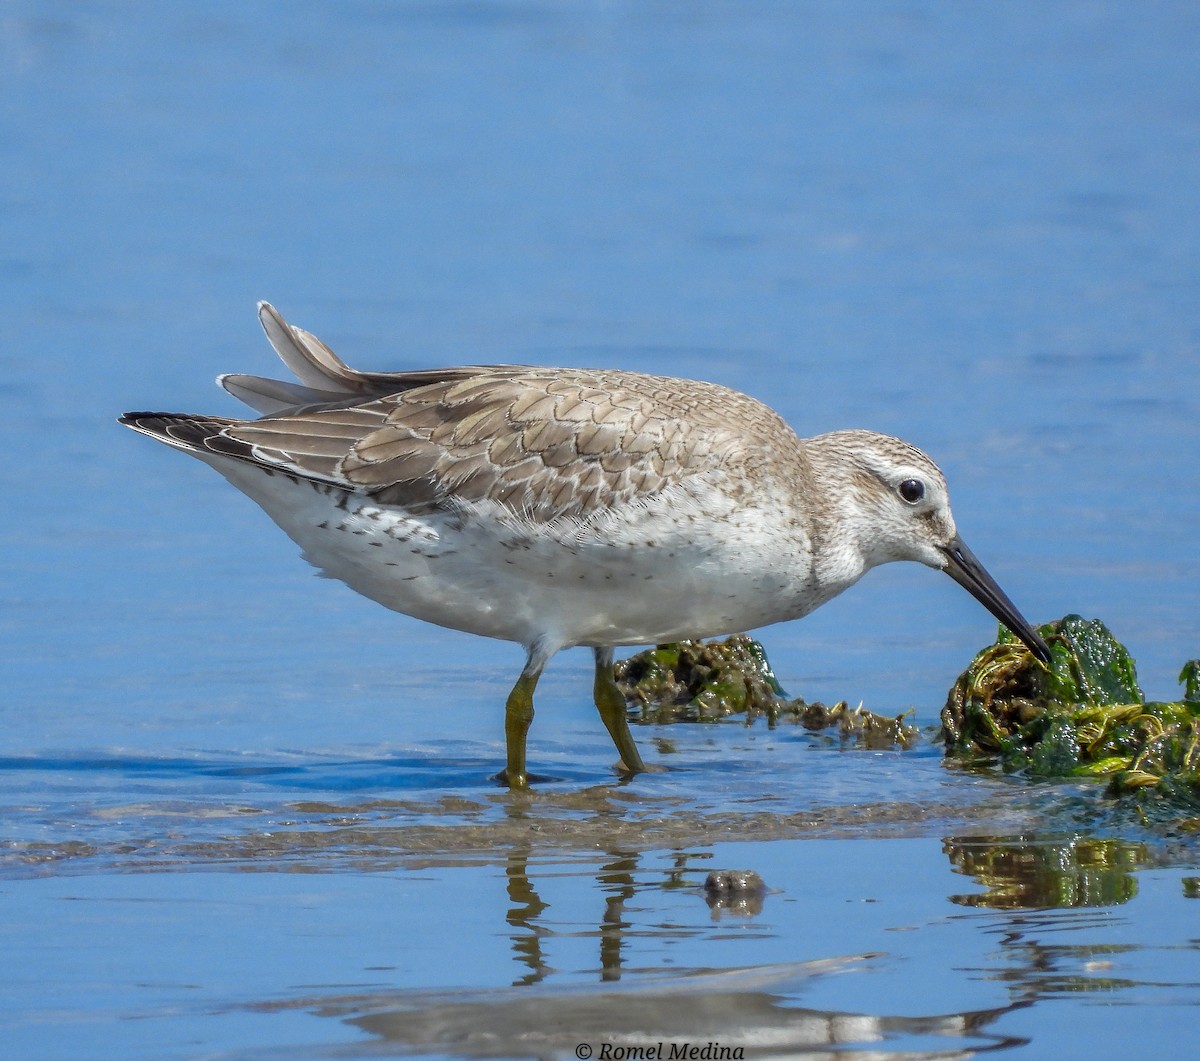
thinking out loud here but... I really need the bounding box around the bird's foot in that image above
[614,758,667,777]
[494,767,530,790]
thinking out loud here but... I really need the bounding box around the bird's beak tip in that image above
[1018,628,1053,666]
[941,538,1051,666]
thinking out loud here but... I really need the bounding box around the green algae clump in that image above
[942,614,1200,808]
[614,635,785,723]
[614,634,917,750]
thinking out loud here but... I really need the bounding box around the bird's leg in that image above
[499,642,554,789]
[593,647,647,776]
[500,669,540,790]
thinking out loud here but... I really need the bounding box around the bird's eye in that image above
[898,478,925,504]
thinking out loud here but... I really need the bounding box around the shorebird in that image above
[120,303,1050,787]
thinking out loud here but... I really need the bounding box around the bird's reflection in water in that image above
[245,832,1187,1056]
[503,842,724,986]
[256,961,1026,1058]
[505,847,551,987]
[598,851,639,981]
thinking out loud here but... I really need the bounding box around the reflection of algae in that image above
[942,615,1200,812]
[944,835,1146,909]
[614,634,917,750]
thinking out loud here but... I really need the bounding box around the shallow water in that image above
[2,1,1199,1058]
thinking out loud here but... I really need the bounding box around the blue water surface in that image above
[1,2,1198,1058]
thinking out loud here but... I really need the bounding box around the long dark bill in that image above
[941,536,1051,663]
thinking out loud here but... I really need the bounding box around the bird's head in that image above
[813,430,1050,663]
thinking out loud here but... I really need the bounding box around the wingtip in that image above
[118,410,158,427]
[119,410,165,428]
[118,411,172,440]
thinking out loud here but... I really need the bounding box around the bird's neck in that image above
[800,439,886,598]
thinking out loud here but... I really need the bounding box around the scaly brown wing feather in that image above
[219,367,790,521]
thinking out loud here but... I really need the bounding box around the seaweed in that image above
[942,615,1200,810]
[614,620,1200,813]
[613,634,917,750]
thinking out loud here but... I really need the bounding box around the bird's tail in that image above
[217,302,373,414]
[220,302,518,417]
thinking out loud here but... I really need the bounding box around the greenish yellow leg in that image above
[593,648,647,776]
[501,669,539,789]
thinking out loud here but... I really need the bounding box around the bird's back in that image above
[124,306,805,528]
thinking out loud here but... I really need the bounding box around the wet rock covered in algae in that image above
[942,614,1200,809]
[613,634,918,750]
